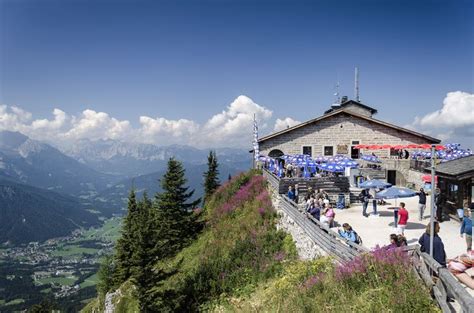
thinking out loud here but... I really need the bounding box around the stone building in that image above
[258,100,441,186]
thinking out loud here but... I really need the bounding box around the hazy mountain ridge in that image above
[0,131,121,197]
[95,162,243,210]
[55,138,251,177]
[0,179,99,244]
[0,131,250,244]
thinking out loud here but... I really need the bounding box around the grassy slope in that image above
[83,170,437,312]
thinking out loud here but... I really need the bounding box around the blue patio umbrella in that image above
[326,163,344,172]
[376,186,416,201]
[359,179,392,189]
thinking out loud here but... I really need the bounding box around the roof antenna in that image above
[333,74,340,105]
[354,67,360,102]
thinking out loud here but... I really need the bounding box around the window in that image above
[351,140,360,145]
[323,146,334,156]
[302,146,312,157]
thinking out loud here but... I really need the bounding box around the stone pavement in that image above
[333,194,466,259]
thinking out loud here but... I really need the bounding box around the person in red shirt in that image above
[397,202,409,235]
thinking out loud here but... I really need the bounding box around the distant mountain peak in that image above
[0,130,29,150]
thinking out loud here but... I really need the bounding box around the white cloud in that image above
[0,95,276,148]
[138,116,199,144]
[410,91,474,147]
[63,109,132,141]
[274,117,301,131]
[200,95,272,146]
[416,91,474,128]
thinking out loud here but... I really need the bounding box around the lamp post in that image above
[429,144,436,258]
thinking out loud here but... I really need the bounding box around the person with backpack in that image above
[338,223,361,244]
[359,189,370,217]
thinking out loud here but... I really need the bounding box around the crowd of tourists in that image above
[285,176,474,290]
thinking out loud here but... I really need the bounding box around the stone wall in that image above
[260,113,431,158]
[407,169,425,190]
[269,187,325,260]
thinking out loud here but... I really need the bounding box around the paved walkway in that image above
[334,195,466,259]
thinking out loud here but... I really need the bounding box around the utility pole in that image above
[429,144,436,258]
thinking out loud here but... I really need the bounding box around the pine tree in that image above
[138,158,200,310]
[97,254,115,296]
[154,157,200,257]
[112,188,140,286]
[203,150,220,205]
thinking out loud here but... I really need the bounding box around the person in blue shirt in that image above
[287,186,296,201]
[338,223,359,244]
[460,208,472,252]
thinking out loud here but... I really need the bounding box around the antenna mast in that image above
[354,67,360,102]
[334,79,340,104]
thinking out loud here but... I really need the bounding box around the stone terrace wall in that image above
[269,187,325,260]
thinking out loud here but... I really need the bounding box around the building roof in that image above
[258,107,441,143]
[324,100,378,115]
[429,155,474,180]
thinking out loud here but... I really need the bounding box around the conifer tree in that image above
[138,158,200,310]
[112,188,140,286]
[203,150,220,205]
[97,254,115,296]
[154,157,200,257]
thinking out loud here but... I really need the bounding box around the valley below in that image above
[0,217,122,311]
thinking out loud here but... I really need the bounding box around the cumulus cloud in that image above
[200,95,272,146]
[0,95,277,148]
[415,91,474,129]
[139,116,199,143]
[274,117,301,131]
[410,91,474,147]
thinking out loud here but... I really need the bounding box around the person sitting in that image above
[419,221,446,267]
[385,234,399,250]
[397,234,407,247]
[306,200,321,221]
[338,223,361,244]
[448,251,474,289]
[324,205,335,227]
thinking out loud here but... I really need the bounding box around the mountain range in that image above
[0,131,250,244]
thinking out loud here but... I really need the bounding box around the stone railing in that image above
[279,194,369,262]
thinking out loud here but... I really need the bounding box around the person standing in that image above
[460,208,472,252]
[416,188,427,221]
[369,188,377,215]
[288,186,296,201]
[435,188,446,222]
[397,202,409,235]
[360,189,370,217]
[294,184,299,204]
[419,221,447,267]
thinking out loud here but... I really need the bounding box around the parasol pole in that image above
[429,144,436,259]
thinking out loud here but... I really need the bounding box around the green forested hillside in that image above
[0,179,99,244]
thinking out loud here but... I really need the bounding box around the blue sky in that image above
[0,0,473,147]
